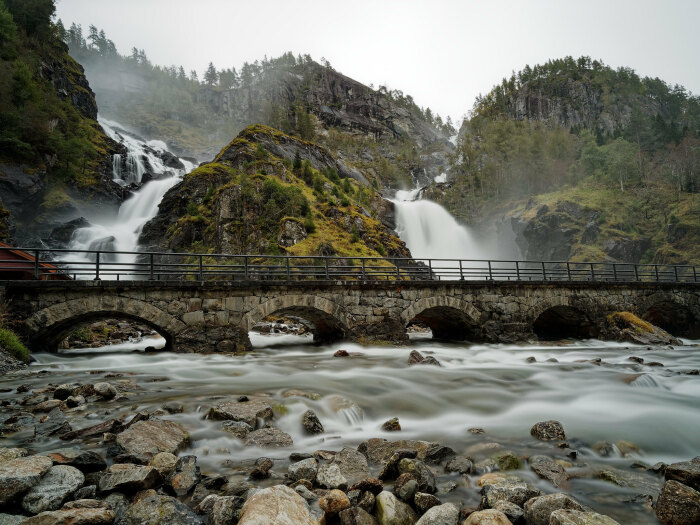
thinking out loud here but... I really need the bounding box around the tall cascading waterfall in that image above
[66,118,195,277]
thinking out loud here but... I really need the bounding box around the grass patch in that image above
[607,312,654,334]
[0,327,30,362]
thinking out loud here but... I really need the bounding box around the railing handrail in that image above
[0,246,697,284]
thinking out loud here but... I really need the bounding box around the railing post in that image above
[149,253,154,280]
[34,250,39,280]
[589,263,594,281]
[634,264,639,282]
[244,256,249,280]
[674,266,679,282]
[428,259,433,280]
[94,251,101,281]
[541,261,546,281]
[199,255,204,281]
[459,260,464,280]
[655,265,659,282]
[515,261,520,281]
[613,263,617,282]
[694,266,697,283]
[488,261,493,280]
[286,257,291,280]
[325,257,329,280]
[566,262,571,281]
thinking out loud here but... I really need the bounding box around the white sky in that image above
[56,0,700,123]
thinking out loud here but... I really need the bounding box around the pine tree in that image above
[203,62,218,86]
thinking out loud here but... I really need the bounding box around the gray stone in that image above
[237,485,315,525]
[207,398,274,428]
[0,455,53,505]
[243,427,293,448]
[196,495,240,525]
[20,500,115,525]
[288,458,318,482]
[665,456,700,491]
[317,463,348,490]
[359,438,436,464]
[414,492,441,513]
[301,410,324,434]
[375,491,417,525]
[524,493,586,525]
[47,449,106,473]
[655,480,700,525]
[530,420,566,441]
[319,489,351,514]
[339,507,378,525]
[121,493,204,524]
[480,476,541,508]
[528,455,569,487]
[415,503,458,525]
[35,408,71,437]
[22,465,85,513]
[221,420,252,438]
[149,452,179,477]
[381,418,401,432]
[169,455,200,496]
[295,485,317,501]
[0,448,27,464]
[0,514,24,525]
[549,509,621,524]
[463,509,512,524]
[116,419,189,459]
[492,500,524,523]
[93,382,117,399]
[98,463,161,493]
[397,458,436,494]
[444,457,472,474]
[53,384,74,401]
[334,447,372,486]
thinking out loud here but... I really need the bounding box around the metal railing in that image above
[0,247,697,284]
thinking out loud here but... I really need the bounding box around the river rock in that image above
[64,395,87,408]
[47,449,106,473]
[52,384,75,401]
[22,465,85,513]
[492,500,524,523]
[196,495,240,525]
[382,418,402,432]
[317,463,348,490]
[375,491,417,525]
[169,455,200,496]
[59,418,123,440]
[394,473,417,502]
[493,450,520,470]
[93,382,117,400]
[149,452,179,477]
[237,485,315,525]
[98,463,161,493]
[121,493,204,524]
[35,408,71,437]
[445,457,472,474]
[349,478,384,495]
[288,458,318,482]
[655,480,700,525]
[33,400,63,413]
[480,476,541,507]
[0,455,53,505]
[549,509,621,524]
[222,420,252,438]
[424,445,455,465]
[206,398,274,428]
[301,410,324,434]
[529,455,569,487]
[665,456,700,491]
[339,507,378,525]
[360,438,436,464]
[116,419,189,458]
[20,500,115,525]
[295,485,317,502]
[334,447,372,486]
[0,448,27,464]
[463,509,511,524]
[530,420,566,441]
[320,489,351,514]
[414,492,441,513]
[398,458,436,494]
[0,514,24,524]
[415,503,458,525]
[524,493,586,525]
[243,427,293,448]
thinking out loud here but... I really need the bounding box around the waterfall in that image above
[66,118,195,278]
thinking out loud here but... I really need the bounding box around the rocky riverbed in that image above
[1,334,699,524]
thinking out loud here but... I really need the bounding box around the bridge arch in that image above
[243,294,348,342]
[640,294,700,338]
[532,304,598,340]
[401,296,482,341]
[24,297,186,352]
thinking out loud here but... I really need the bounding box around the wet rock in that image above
[317,463,348,490]
[282,389,322,400]
[414,503,458,524]
[237,485,315,525]
[379,450,419,481]
[288,458,318,482]
[116,419,189,459]
[381,418,402,432]
[480,476,541,508]
[196,494,240,525]
[339,507,378,525]
[0,454,53,505]
[35,408,71,437]
[530,420,566,441]
[169,455,200,496]
[52,384,75,401]
[73,485,96,500]
[103,492,129,522]
[93,382,117,400]
[615,440,639,457]
[98,464,161,493]
[655,479,700,525]
[0,514,24,524]
[394,473,418,502]
[149,452,179,477]
[549,509,621,524]
[665,456,700,491]
[492,500,523,523]
[360,438,436,464]
[320,489,351,515]
[334,350,350,357]
[0,448,28,464]
[47,449,106,473]
[243,427,293,448]
[295,484,316,501]
[591,441,614,457]
[33,400,63,413]
[121,493,204,524]
[206,398,274,428]
[524,493,586,525]
[301,410,324,434]
[375,491,417,525]
[162,401,184,414]
[588,465,661,495]
[349,478,384,495]
[493,450,521,471]
[424,445,455,465]
[249,457,273,480]
[64,395,86,409]
[21,500,115,525]
[445,457,472,474]
[398,458,436,494]
[414,492,441,513]
[60,418,123,440]
[529,455,569,487]
[222,420,252,438]
[463,509,512,524]
[408,350,441,366]
[334,447,372,486]
[22,465,85,513]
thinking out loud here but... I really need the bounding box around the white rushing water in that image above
[66,118,195,276]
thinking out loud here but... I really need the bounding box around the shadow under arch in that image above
[642,300,700,338]
[533,305,598,340]
[402,297,482,341]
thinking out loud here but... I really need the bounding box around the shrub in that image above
[186,202,199,216]
[0,327,29,362]
[303,217,316,233]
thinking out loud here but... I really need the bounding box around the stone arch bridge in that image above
[3,280,699,353]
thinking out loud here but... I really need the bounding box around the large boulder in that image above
[549,509,621,524]
[237,485,315,525]
[98,464,161,493]
[665,457,700,491]
[375,491,417,525]
[524,493,586,525]
[21,465,85,514]
[462,509,511,524]
[0,455,53,505]
[116,419,190,459]
[20,500,115,525]
[415,503,458,525]
[358,439,437,464]
[655,480,700,525]
[206,398,274,428]
[121,493,204,525]
[243,428,293,448]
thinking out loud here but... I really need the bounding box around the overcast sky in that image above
[55,0,700,122]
